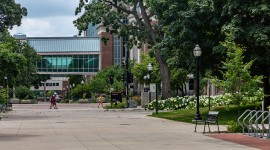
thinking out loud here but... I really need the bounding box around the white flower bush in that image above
[147,89,264,110]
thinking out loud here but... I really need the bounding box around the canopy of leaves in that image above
[0,43,26,80]
[221,0,270,77]
[148,0,228,76]
[0,32,46,88]
[0,0,27,32]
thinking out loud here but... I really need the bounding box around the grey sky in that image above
[9,0,81,37]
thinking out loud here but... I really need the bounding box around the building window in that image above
[114,35,121,65]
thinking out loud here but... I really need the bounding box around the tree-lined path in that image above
[0,103,258,150]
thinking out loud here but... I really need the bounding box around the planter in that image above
[78,99,89,103]
[21,100,31,104]
[10,98,20,104]
[69,100,73,103]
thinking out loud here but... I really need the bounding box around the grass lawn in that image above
[150,104,260,125]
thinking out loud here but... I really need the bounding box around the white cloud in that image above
[10,0,81,37]
[10,16,79,37]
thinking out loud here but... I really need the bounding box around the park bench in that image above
[203,111,220,134]
[193,111,220,133]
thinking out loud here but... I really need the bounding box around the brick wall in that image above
[99,32,114,70]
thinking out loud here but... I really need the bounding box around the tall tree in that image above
[74,0,171,98]
[0,31,49,88]
[0,43,26,82]
[0,0,27,32]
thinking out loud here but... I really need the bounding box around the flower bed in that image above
[147,90,264,110]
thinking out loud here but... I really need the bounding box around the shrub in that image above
[132,95,141,106]
[16,86,34,99]
[226,120,242,133]
[21,100,31,104]
[78,99,89,103]
[0,88,7,104]
[104,100,127,109]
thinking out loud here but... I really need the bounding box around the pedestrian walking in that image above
[98,95,103,108]
[50,92,58,109]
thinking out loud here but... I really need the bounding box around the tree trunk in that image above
[155,49,171,99]
[263,71,270,110]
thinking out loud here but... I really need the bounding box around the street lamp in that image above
[4,76,8,101]
[81,80,84,99]
[63,88,66,101]
[193,44,202,120]
[70,85,72,100]
[147,63,158,114]
[147,63,153,103]
[66,86,69,100]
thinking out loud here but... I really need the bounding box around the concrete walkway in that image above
[0,103,258,150]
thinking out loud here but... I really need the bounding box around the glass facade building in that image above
[21,36,101,74]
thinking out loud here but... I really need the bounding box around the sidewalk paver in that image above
[0,103,261,150]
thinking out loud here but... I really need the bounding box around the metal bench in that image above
[203,111,220,134]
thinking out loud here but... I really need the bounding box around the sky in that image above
[9,0,81,37]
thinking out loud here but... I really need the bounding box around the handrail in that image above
[238,109,251,134]
[255,111,268,138]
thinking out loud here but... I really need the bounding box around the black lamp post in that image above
[66,86,69,100]
[63,88,66,101]
[147,63,153,104]
[81,80,84,99]
[147,63,158,114]
[69,85,72,100]
[72,83,75,100]
[144,74,151,104]
[193,44,202,120]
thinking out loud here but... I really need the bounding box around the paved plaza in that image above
[0,103,261,150]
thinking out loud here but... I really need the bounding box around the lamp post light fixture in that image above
[193,44,202,120]
[81,80,84,99]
